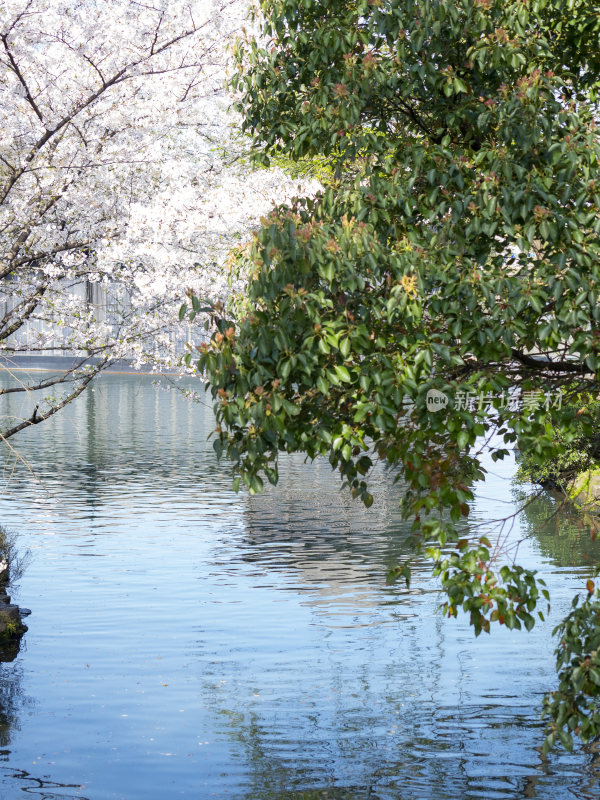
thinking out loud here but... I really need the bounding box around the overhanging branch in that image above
[511,349,590,374]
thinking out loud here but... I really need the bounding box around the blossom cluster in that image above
[0,0,316,433]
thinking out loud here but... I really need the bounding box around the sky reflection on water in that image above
[0,372,599,798]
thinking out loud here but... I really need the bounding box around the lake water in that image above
[0,372,599,799]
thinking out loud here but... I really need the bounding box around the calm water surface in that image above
[0,373,599,799]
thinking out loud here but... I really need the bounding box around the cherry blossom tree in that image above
[0,0,299,438]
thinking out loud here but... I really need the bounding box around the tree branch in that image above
[511,349,590,374]
[1,32,44,123]
[0,357,110,438]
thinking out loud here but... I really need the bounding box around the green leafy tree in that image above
[186,0,600,750]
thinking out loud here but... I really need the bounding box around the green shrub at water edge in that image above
[516,396,600,488]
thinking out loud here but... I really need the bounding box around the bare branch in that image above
[0,358,110,438]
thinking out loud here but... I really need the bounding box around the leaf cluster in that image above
[543,586,600,753]
[516,394,600,486]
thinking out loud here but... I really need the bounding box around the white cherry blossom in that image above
[0,0,310,437]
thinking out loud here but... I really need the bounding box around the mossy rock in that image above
[0,602,27,662]
[568,469,600,515]
[0,605,25,632]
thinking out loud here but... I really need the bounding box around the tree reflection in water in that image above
[0,657,87,799]
[514,485,600,571]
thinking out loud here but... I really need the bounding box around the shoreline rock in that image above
[0,533,30,660]
[0,572,28,645]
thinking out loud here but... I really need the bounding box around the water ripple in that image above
[0,374,599,798]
